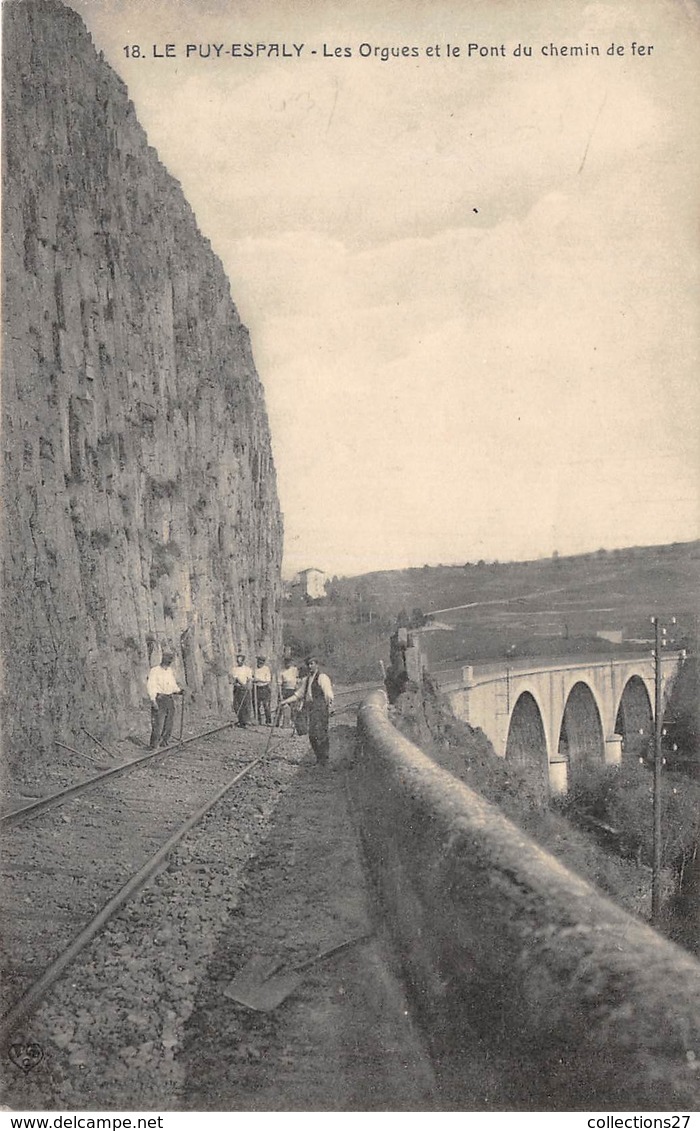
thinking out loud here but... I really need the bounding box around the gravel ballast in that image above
[2,711,442,1111]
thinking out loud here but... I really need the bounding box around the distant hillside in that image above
[287,542,699,680]
[336,541,698,622]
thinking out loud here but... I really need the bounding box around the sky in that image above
[71,0,700,577]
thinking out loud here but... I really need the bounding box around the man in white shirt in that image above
[278,651,299,727]
[147,650,183,749]
[288,656,334,764]
[231,652,253,728]
[254,654,273,724]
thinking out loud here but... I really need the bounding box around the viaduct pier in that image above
[429,651,684,794]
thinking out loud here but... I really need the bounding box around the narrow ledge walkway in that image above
[178,723,439,1112]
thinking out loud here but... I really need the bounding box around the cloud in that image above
[76,0,700,572]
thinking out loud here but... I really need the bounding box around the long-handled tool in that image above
[224,932,371,1011]
[232,683,253,727]
[260,704,284,758]
[178,693,185,746]
[81,727,117,761]
[55,740,100,766]
[275,677,283,727]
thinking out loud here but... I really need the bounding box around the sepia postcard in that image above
[2,0,699,1121]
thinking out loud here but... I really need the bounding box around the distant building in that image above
[295,567,327,601]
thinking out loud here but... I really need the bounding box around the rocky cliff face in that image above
[2,0,283,764]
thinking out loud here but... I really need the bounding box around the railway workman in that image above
[147,650,183,749]
[277,650,299,727]
[288,656,334,764]
[231,652,253,727]
[253,654,273,725]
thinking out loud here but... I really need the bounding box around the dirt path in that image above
[179,723,438,1111]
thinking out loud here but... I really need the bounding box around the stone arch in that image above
[505,691,549,803]
[614,675,653,757]
[558,681,605,785]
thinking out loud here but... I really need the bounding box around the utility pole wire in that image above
[651,615,676,927]
[652,616,663,926]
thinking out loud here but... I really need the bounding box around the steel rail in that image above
[0,723,235,831]
[4,686,367,832]
[0,752,267,1045]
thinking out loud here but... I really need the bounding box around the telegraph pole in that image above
[651,616,663,925]
[651,615,676,926]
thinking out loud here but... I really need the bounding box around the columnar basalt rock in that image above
[2,0,283,765]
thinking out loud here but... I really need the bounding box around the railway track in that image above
[0,691,369,1060]
[0,722,237,831]
[1,691,442,1112]
[1,684,365,832]
[0,718,298,1044]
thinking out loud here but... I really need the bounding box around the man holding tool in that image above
[146,649,184,749]
[287,656,334,764]
[231,652,253,727]
[253,654,273,724]
[277,650,299,728]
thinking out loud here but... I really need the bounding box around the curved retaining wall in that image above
[352,690,700,1110]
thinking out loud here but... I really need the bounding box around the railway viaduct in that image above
[431,651,685,794]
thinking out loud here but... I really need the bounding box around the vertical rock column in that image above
[1,0,283,766]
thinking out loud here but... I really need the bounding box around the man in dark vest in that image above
[289,655,334,764]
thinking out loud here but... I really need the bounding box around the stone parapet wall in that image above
[352,689,700,1109]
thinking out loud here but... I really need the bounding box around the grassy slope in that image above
[284,540,699,680]
[282,542,699,945]
[342,540,699,667]
[392,682,680,931]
